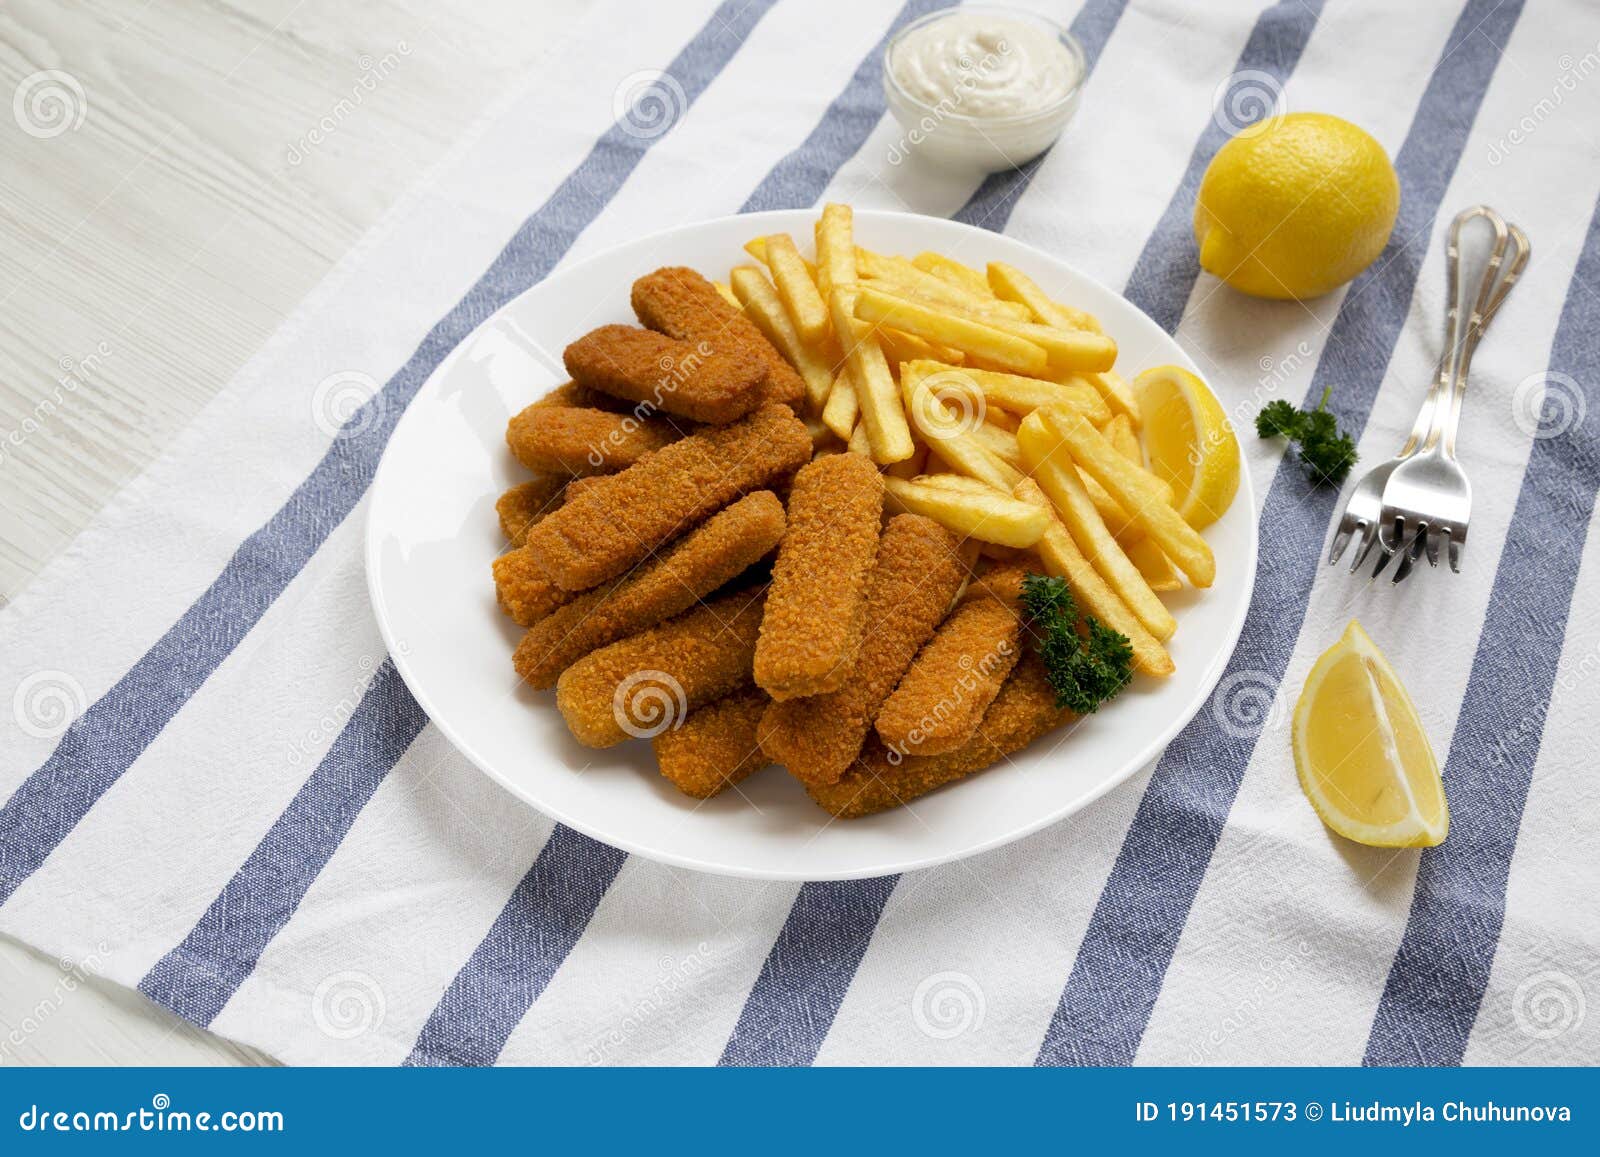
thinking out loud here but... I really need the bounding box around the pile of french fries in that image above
[718,203,1218,680]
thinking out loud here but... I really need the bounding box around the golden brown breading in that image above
[505,404,684,477]
[514,491,785,688]
[533,380,635,413]
[492,546,580,628]
[631,266,805,411]
[874,564,1026,756]
[759,514,966,786]
[807,653,1068,818]
[496,475,569,547]
[754,454,884,700]
[653,687,772,799]
[523,402,811,591]
[564,324,766,425]
[556,589,767,748]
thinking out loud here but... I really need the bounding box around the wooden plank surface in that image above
[0,0,580,1065]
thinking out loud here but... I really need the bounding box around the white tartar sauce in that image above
[890,10,1078,119]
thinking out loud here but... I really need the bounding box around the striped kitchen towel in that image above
[3,0,1597,1066]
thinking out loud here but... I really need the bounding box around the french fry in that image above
[1040,407,1215,587]
[913,473,1000,495]
[745,237,816,280]
[1126,538,1182,592]
[1018,412,1176,641]
[847,418,872,457]
[713,280,740,309]
[854,287,1048,375]
[1103,413,1140,459]
[859,248,1031,319]
[730,264,834,413]
[913,251,997,300]
[986,261,1103,333]
[876,327,965,368]
[908,360,1110,422]
[814,202,856,300]
[976,315,1118,373]
[831,289,914,463]
[1105,413,1181,591]
[900,362,1022,491]
[1015,479,1174,678]
[884,443,927,480]
[968,420,1021,467]
[764,234,830,345]
[1082,369,1141,426]
[984,408,1020,433]
[883,476,1047,547]
[822,366,859,441]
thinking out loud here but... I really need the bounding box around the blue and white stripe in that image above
[1,0,1596,1066]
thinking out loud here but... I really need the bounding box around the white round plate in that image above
[366,209,1257,881]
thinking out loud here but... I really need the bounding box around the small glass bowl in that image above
[882,5,1086,173]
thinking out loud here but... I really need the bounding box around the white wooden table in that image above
[0,0,578,1066]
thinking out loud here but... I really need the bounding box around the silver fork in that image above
[1326,336,1445,571]
[1370,206,1530,583]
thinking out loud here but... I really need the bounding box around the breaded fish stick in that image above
[496,475,569,547]
[515,491,785,688]
[524,402,811,591]
[632,266,805,411]
[492,546,580,628]
[760,515,966,786]
[754,454,884,700]
[506,404,684,477]
[564,324,766,425]
[653,687,771,799]
[556,589,767,748]
[874,565,1026,757]
[808,654,1067,817]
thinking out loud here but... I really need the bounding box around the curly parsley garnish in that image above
[1256,386,1358,485]
[1020,573,1134,715]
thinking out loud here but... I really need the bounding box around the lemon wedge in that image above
[1293,621,1447,848]
[1133,365,1240,529]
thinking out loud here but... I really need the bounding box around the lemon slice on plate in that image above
[1132,365,1240,529]
[1293,620,1447,848]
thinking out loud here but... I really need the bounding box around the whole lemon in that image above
[1195,112,1399,300]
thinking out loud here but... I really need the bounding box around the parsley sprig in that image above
[1256,386,1358,485]
[1020,573,1134,715]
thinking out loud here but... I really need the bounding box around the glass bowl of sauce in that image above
[883,5,1086,173]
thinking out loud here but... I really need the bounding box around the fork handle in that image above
[1424,207,1529,458]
